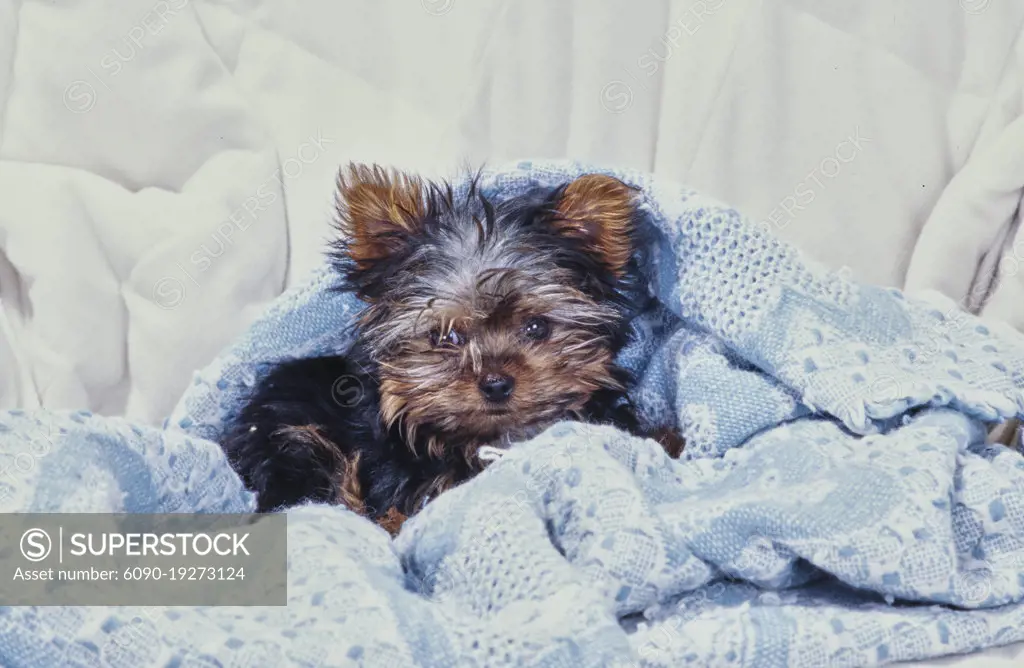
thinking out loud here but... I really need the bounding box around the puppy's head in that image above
[331,163,644,459]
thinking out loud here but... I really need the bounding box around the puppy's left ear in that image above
[552,174,640,276]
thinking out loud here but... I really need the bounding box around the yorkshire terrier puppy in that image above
[221,164,682,532]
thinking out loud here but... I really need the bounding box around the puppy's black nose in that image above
[479,374,515,403]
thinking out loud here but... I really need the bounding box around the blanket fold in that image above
[2,160,1024,667]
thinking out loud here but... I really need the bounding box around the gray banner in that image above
[0,514,286,605]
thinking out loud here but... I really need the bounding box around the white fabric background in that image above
[2,0,1023,421]
[1,1,1024,665]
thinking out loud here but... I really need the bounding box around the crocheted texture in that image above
[2,160,1024,667]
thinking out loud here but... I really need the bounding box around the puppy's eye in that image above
[430,328,466,347]
[522,316,551,341]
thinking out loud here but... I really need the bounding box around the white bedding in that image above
[1,1,1023,665]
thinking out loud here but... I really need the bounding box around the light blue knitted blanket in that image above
[2,160,1024,667]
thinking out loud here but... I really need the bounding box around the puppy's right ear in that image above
[333,163,426,270]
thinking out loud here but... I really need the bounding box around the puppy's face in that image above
[331,164,641,459]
